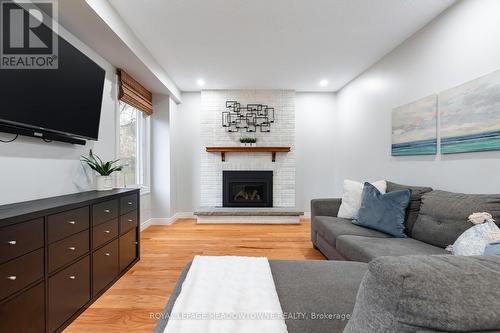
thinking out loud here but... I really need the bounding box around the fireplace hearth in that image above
[223,171,273,207]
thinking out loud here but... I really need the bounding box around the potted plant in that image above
[239,137,257,147]
[81,150,124,191]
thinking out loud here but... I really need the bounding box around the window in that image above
[118,101,150,192]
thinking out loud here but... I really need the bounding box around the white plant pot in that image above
[96,175,113,191]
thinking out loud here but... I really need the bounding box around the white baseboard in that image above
[302,212,311,218]
[140,218,153,231]
[140,217,173,230]
[140,212,195,231]
[173,212,195,219]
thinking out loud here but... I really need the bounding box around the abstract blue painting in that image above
[392,95,437,156]
[440,70,500,154]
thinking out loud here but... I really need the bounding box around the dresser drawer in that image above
[93,239,119,296]
[48,230,89,273]
[48,206,89,243]
[120,210,138,235]
[48,256,90,333]
[0,249,44,301]
[120,194,138,215]
[93,199,119,226]
[120,228,138,271]
[0,218,43,264]
[0,282,44,333]
[93,218,118,249]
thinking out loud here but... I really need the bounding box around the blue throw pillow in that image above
[353,182,411,238]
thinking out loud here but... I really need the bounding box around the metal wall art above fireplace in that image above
[223,171,273,207]
[222,101,274,133]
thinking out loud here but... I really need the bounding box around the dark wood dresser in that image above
[0,189,140,333]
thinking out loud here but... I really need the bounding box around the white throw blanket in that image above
[164,256,288,333]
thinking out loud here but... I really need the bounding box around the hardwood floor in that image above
[64,218,324,333]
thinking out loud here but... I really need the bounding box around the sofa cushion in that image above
[353,182,411,238]
[336,235,447,263]
[386,181,433,236]
[315,216,391,246]
[412,190,500,248]
[343,255,500,333]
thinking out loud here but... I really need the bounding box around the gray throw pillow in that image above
[352,182,411,238]
[344,255,500,333]
[386,181,433,236]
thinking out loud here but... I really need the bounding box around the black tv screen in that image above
[0,33,105,140]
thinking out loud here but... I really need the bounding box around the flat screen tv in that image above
[0,31,105,143]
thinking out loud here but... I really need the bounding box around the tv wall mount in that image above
[0,123,86,145]
[222,101,274,133]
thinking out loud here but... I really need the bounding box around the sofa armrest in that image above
[311,198,342,220]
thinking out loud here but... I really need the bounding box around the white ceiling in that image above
[108,0,455,92]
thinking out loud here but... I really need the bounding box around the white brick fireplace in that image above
[200,90,296,207]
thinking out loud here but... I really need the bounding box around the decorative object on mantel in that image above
[222,101,274,133]
[206,146,291,162]
[239,137,257,147]
[81,150,124,191]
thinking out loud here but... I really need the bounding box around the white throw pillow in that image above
[450,220,500,256]
[337,179,387,219]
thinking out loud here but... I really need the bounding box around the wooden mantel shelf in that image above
[206,146,291,162]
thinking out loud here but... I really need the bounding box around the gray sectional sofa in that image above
[311,181,500,261]
[155,182,500,332]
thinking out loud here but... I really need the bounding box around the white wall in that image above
[170,92,201,213]
[0,23,117,205]
[335,0,500,196]
[150,95,172,218]
[296,93,337,211]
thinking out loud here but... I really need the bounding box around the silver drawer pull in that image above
[68,221,76,225]
[105,253,111,256]
[69,275,76,280]
[7,240,16,245]
[68,247,76,251]
[128,202,133,205]
[7,276,17,281]
[128,219,133,222]
[104,230,110,234]
[104,209,110,213]
[135,242,138,245]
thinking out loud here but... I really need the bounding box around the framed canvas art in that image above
[440,70,500,154]
[392,95,438,156]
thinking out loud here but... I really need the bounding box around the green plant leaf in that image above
[81,150,123,176]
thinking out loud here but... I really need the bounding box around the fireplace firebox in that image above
[223,171,273,207]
